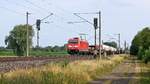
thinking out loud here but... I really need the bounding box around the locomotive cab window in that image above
[68,40,78,44]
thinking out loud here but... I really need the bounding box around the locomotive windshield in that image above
[68,40,78,44]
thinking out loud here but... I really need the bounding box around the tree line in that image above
[130,27,150,64]
[4,24,120,57]
[4,24,66,56]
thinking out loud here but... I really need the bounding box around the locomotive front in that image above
[67,37,80,54]
[67,37,89,55]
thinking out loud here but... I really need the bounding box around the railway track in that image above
[0,56,92,62]
[0,55,93,73]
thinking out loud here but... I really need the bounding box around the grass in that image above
[0,55,125,84]
[140,62,150,84]
[0,50,68,57]
[0,50,15,56]
[30,50,68,57]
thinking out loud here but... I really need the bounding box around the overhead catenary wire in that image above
[22,0,54,24]
[73,12,101,28]
[24,0,50,13]
[71,12,97,37]
[0,6,24,16]
[73,13,93,25]
[4,0,46,16]
[3,0,56,24]
[74,12,99,15]
[41,0,90,34]
[4,0,36,20]
[68,21,87,24]
[41,13,53,21]
[42,1,84,25]
[32,13,53,26]
[5,0,29,10]
[20,1,67,32]
[26,0,96,41]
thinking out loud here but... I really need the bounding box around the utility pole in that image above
[94,18,98,58]
[73,12,102,58]
[95,27,97,48]
[26,12,30,57]
[34,13,53,47]
[99,11,102,59]
[118,33,121,54]
[124,40,127,54]
[37,30,39,47]
[36,19,41,47]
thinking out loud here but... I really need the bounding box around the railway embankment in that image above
[0,55,125,84]
[0,56,92,73]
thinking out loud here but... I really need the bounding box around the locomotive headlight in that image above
[74,45,78,48]
[68,45,72,47]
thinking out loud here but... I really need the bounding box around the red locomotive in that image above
[66,37,117,55]
[67,37,89,54]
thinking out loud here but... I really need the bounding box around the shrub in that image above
[130,44,139,55]
[143,49,150,64]
[138,47,145,60]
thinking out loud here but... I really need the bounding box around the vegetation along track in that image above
[0,55,92,73]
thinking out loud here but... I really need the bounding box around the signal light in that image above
[94,18,98,29]
[36,19,41,30]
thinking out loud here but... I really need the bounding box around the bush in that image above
[130,45,139,55]
[130,27,150,56]
[143,49,150,64]
[138,47,145,60]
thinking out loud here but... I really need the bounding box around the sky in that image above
[0,0,150,47]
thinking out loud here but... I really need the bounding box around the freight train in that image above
[66,37,117,55]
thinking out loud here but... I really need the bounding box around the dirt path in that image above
[90,56,141,84]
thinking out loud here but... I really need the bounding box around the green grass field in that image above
[0,50,15,56]
[0,50,68,57]
[30,50,68,57]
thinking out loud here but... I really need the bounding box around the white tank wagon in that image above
[101,44,117,55]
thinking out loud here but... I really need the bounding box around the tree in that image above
[130,44,138,55]
[143,49,150,64]
[32,45,66,52]
[130,27,150,55]
[137,46,145,60]
[5,24,34,56]
[103,41,117,48]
